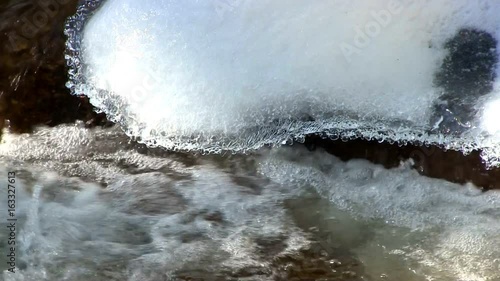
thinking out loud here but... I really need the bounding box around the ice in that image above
[0,126,309,280]
[66,0,500,159]
[2,126,500,280]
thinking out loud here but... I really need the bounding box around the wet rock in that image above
[2,1,500,193]
[0,0,110,135]
[304,135,500,190]
[270,246,363,281]
[431,28,498,134]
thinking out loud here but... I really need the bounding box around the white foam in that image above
[0,126,308,281]
[258,146,500,280]
[66,0,500,157]
[3,125,500,280]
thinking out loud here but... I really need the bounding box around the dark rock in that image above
[0,0,110,136]
[2,1,499,192]
[304,135,500,190]
[431,28,498,134]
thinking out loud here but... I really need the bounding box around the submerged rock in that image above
[174,244,363,281]
[1,0,500,191]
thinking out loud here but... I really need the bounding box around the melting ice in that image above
[66,0,500,162]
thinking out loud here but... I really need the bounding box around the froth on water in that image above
[66,0,500,166]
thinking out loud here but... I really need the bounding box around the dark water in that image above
[0,0,107,134]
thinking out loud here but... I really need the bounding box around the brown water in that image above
[0,0,107,135]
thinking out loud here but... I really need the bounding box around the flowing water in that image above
[2,0,500,280]
[1,125,500,280]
